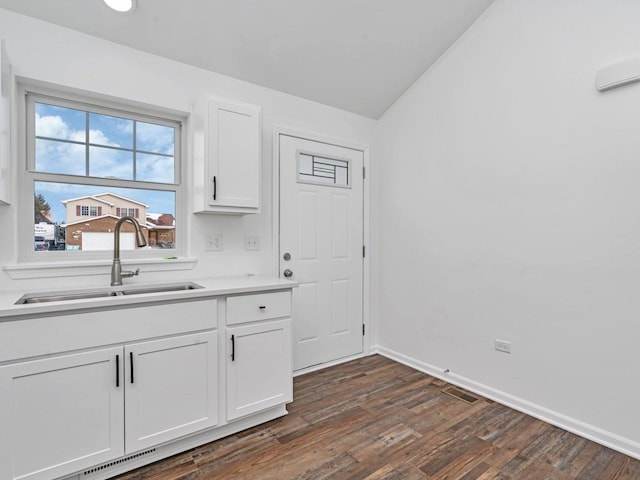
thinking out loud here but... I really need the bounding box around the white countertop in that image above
[0,275,296,320]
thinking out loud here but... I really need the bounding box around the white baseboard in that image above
[293,351,368,377]
[372,345,640,461]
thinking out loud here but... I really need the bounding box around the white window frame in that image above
[15,82,189,271]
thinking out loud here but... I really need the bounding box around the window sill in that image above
[3,257,198,280]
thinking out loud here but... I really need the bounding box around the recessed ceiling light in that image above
[103,0,136,14]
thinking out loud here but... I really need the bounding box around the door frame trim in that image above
[272,126,371,360]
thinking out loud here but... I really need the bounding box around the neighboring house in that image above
[61,193,152,251]
[146,213,176,248]
[63,214,149,251]
[59,193,176,251]
[62,193,148,224]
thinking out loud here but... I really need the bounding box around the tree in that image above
[34,193,51,220]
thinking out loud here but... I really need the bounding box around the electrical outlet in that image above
[244,235,259,251]
[207,233,223,251]
[495,339,512,354]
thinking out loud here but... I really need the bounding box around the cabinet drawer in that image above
[226,291,291,325]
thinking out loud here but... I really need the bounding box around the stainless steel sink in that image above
[15,282,204,305]
[16,290,122,304]
[120,283,203,296]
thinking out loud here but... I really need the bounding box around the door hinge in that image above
[362,324,365,336]
[362,245,365,258]
[363,166,366,179]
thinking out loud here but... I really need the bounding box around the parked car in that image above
[34,236,47,251]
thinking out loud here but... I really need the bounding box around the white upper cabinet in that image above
[0,39,11,205]
[194,97,261,214]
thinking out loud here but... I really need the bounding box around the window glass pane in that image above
[35,139,86,175]
[89,113,133,149]
[299,153,313,175]
[136,153,175,183]
[297,153,350,188]
[35,103,85,141]
[33,181,176,252]
[136,122,175,155]
[89,146,133,180]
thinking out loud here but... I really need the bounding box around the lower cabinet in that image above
[0,347,124,480]
[0,287,294,480]
[226,319,292,420]
[0,330,218,480]
[125,331,219,452]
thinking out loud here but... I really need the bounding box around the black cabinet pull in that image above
[213,176,217,201]
[130,351,134,384]
[116,354,120,387]
[231,334,235,361]
[259,305,266,310]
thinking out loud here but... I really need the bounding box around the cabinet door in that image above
[227,319,292,421]
[125,331,218,452]
[206,98,261,211]
[0,347,124,480]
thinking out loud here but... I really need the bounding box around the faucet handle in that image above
[121,268,141,279]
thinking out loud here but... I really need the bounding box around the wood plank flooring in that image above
[112,355,640,479]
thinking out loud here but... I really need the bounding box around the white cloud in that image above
[89,128,120,147]
[35,113,174,183]
[35,113,74,140]
[136,122,175,155]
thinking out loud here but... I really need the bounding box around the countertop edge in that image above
[0,275,297,320]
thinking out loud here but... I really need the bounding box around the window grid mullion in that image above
[133,120,137,181]
[85,111,90,177]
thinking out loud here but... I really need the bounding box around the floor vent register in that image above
[442,386,480,404]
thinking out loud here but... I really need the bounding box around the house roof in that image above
[61,192,149,208]
[61,195,115,207]
[61,214,149,228]
[146,223,175,231]
[35,211,54,224]
[146,213,176,227]
[94,193,149,208]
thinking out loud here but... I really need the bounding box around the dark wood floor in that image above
[112,355,640,479]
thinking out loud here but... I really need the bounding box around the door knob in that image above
[283,269,293,278]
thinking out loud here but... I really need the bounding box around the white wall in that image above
[374,0,640,457]
[0,9,375,292]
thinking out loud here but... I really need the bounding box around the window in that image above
[297,151,351,188]
[24,86,182,256]
[118,207,138,218]
[80,205,100,217]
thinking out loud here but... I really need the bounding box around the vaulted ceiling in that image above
[0,0,495,118]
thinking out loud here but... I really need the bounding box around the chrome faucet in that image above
[111,216,148,286]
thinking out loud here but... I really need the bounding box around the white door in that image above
[279,134,364,371]
[0,348,124,480]
[124,331,218,452]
